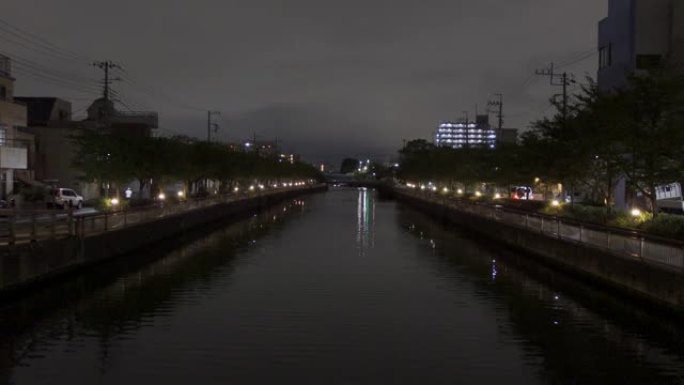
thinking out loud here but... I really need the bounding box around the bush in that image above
[21,186,47,202]
[563,204,616,225]
[639,214,684,241]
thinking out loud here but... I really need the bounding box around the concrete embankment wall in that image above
[393,189,684,314]
[0,186,326,297]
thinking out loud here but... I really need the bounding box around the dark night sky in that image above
[1,0,606,166]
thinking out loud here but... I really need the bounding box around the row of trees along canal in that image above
[72,132,322,200]
[399,68,684,226]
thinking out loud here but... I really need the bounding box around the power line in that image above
[0,16,92,62]
[12,66,101,95]
[535,62,577,125]
[487,93,504,131]
[92,60,122,101]
[556,50,598,70]
[117,71,205,112]
[555,48,597,68]
[3,50,99,87]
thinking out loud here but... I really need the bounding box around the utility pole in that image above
[207,110,220,142]
[535,63,575,124]
[92,61,121,102]
[487,93,504,131]
[92,61,121,126]
[462,110,470,148]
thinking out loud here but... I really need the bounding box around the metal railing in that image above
[399,188,684,270]
[0,185,322,245]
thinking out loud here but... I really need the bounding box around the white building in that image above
[0,55,30,199]
[434,115,496,149]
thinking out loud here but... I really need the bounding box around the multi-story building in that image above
[598,0,684,90]
[14,97,85,192]
[279,153,300,165]
[0,55,31,199]
[244,140,279,158]
[434,115,497,149]
[17,95,160,200]
[598,0,684,211]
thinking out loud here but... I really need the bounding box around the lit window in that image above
[599,45,612,69]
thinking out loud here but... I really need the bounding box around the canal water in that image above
[1,187,684,384]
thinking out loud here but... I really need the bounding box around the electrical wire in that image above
[0,16,92,62]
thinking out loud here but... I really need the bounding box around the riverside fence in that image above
[399,188,684,270]
[0,185,322,246]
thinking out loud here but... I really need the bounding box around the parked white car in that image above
[47,188,84,209]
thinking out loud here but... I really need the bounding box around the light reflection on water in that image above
[0,188,683,384]
[356,187,375,254]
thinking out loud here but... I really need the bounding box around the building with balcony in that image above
[0,55,31,199]
[434,115,497,149]
[598,0,684,90]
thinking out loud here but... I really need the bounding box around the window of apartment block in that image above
[636,54,662,69]
[0,125,6,146]
[0,85,6,100]
[599,45,612,69]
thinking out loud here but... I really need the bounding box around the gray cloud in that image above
[2,0,606,165]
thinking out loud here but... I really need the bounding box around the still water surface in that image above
[1,188,684,384]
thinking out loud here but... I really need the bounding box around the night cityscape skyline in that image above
[0,0,604,164]
[2,2,684,384]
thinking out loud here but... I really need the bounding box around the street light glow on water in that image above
[1,188,684,384]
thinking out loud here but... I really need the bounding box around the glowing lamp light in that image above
[442,187,449,193]
[234,187,239,192]
[551,199,560,207]
[631,208,642,217]
[177,191,185,198]
[110,198,120,206]
[534,177,541,183]
[494,193,501,199]
[249,185,255,191]
[457,189,464,194]
[475,191,482,197]
[158,193,166,201]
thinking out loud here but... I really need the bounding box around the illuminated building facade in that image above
[434,115,496,149]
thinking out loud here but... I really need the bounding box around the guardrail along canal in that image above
[1,188,683,384]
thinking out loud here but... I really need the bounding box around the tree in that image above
[616,69,684,214]
[340,158,359,174]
